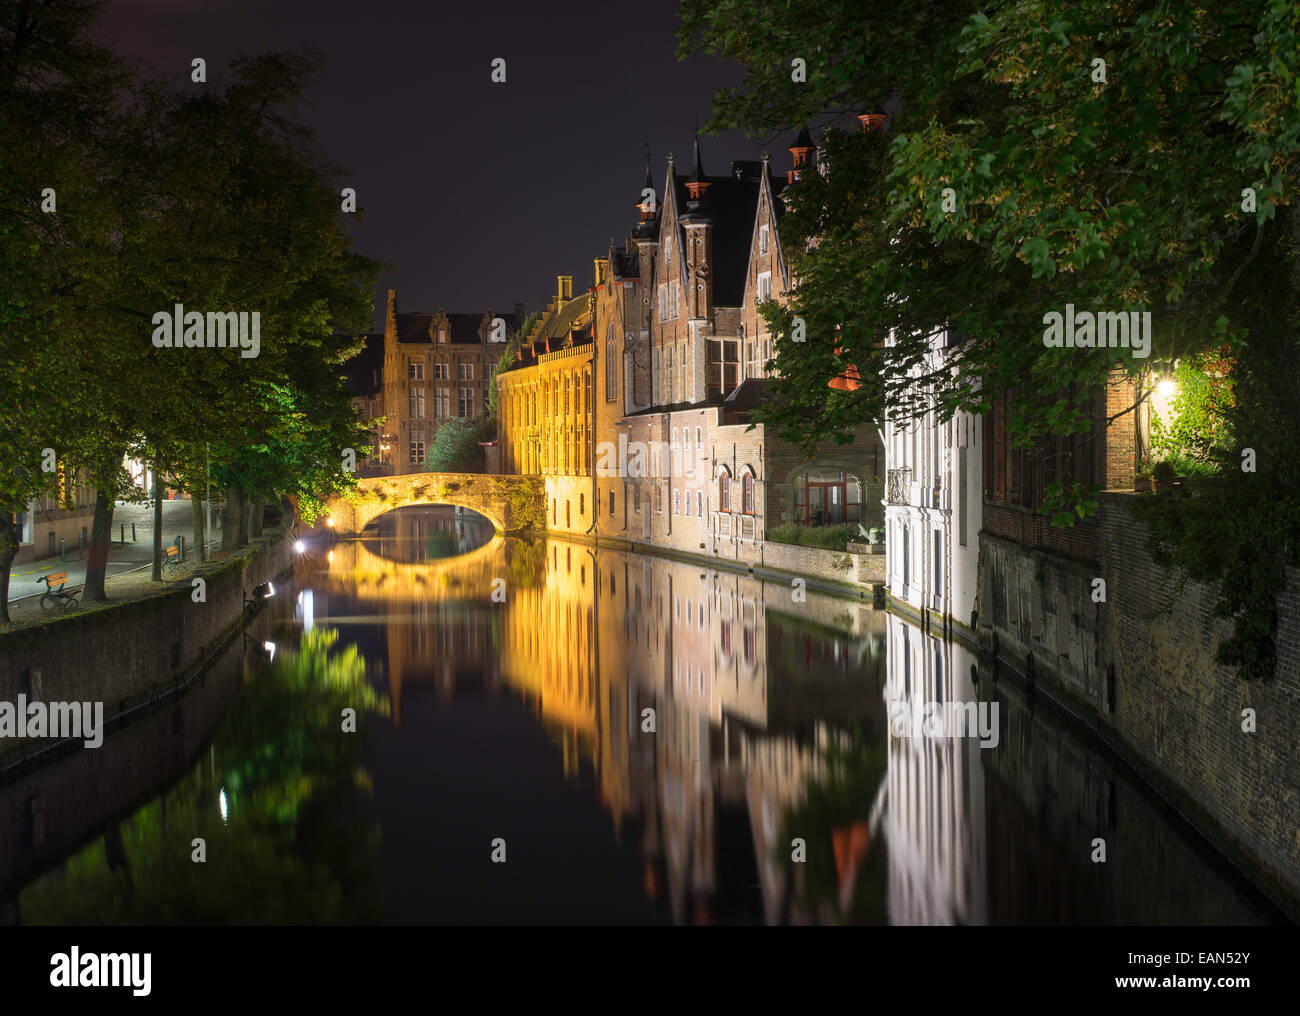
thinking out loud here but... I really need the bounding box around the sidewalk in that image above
[8,499,221,603]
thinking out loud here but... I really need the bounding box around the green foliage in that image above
[19,627,389,922]
[776,732,889,922]
[767,523,858,550]
[487,310,541,417]
[680,0,1300,680]
[1040,481,1100,528]
[1150,355,1236,468]
[424,416,495,473]
[0,1,380,612]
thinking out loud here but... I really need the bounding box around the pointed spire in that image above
[635,149,660,239]
[687,131,706,186]
[684,131,711,209]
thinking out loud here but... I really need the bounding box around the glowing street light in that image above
[294,540,306,553]
[1157,378,1177,398]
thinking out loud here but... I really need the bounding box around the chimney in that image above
[788,126,816,184]
[859,112,887,132]
[385,289,398,338]
[558,275,573,302]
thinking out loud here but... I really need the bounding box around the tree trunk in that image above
[221,486,244,551]
[0,512,18,623]
[249,496,264,538]
[237,487,250,546]
[151,465,163,582]
[192,494,205,563]
[83,488,115,601]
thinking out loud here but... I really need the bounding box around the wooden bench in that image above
[38,571,81,610]
[163,544,182,571]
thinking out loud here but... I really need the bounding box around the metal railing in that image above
[886,467,912,505]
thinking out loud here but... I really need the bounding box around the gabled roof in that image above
[396,313,434,342]
[448,312,489,344]
[723,377,767,410]
[703,175,764,306]
[662,138,787,307]
[395,309,523,344]
[538,294,590,342]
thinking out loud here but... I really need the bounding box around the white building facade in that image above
[883,329,983,636]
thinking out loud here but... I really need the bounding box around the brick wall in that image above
[980,493,1300,913]
[1097,492,1300,911]
[978,530,1102,700]
[0,534,291,760]
[759,540,884,587]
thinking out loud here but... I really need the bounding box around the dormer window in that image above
[438,327,447,344]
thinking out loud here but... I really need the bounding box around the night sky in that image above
[94,0,775,330]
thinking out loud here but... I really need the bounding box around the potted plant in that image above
[1152,460,1175,493]
[1134,462,1153,492]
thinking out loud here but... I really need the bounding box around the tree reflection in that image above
[20,629,389,924]
[778,732,889,924]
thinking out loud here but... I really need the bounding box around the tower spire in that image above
[634,147,659,239]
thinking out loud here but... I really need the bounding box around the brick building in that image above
[579,135,883,561]
[977,369,1143,688]
[496,276,598,535]
[15,465,96,565]
[377,290,524,475]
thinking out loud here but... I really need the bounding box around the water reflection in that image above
[18,628,389,923]
[364,504,493,563]
[10,505,1286,924]
[307,511,1281,924]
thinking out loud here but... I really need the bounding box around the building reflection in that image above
[882,613,987,925]
[307,511,1279,925]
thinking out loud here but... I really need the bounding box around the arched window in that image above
[742,472,755,514]
[606,325,617,400]
[719,474,730,512]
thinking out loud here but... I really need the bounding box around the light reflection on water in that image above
[12,506,1285,925]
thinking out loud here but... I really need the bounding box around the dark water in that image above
[6,505,1287,924]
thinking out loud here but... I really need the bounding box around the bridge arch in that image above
[324,472,545,536]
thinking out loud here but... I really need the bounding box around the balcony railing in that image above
[886,467,911,505]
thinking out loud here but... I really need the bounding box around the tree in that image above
[679,0,1300,678]
[0,0,128,618]
[424,417,495,473]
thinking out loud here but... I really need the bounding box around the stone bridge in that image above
[324,472,545,535]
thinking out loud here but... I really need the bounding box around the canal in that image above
[5,505,1287,924]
